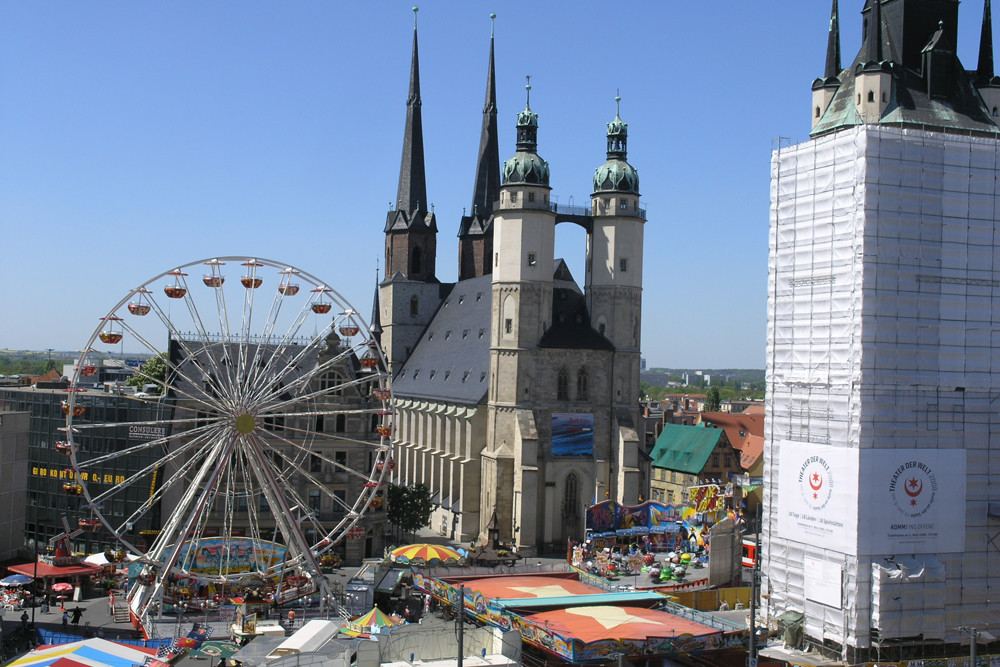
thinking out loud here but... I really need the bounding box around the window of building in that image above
[815,106,821,118]
[315,415,324,432]
[557,368,569,400]
[619,258,627,272]
[527,252,536,266]
[505,319,513,334]
[867,90,874,103]
[335,451,347,468]
[310,454,322,473]
[411,246,423,274]
[511,191,518,203]
[564,472,579,518]
[410,295,419,316]
[712,453,720,467]
[576,367,588,401]
[308,489,321,512]
[336,414,346,432]
[528,192,535,203]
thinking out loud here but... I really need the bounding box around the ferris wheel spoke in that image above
[263,427,380,484]
[242,440,314,568]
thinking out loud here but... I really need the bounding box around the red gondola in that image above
[62,483,83,496]
[372,388,391,401]
[99,332,123,344]
[203,275,225,288]
[360,355,379,369]
[81,366,98,377]
[165,270,188,298]
[339,325,360,337]
[241,276,262,289]
[311,303,332,314]
[376,425,392,437]
[278,282,300,296]
[78,519,101,531]
[128,302,151,315]
[55,441,73,455]
[370,497,384,510]
[61,402,86,417]
[363,481,380,488]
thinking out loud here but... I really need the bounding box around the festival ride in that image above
[63,257,392,633]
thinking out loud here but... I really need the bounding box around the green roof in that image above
[650,423,723,475]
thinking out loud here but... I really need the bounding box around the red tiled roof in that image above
[700,412,764,469]
[743,404,764,415]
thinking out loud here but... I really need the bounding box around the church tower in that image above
[457,15,501,281]
[380,8,441,375]
[766,1,1000,659]
[588,96,644,504]
[481,84,555,549]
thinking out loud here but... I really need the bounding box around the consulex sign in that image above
[777,441,966,555]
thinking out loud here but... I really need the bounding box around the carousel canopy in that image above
[390,544,462,565]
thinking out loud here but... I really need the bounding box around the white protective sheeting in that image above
[871,557,946,640]
[764,126,1000,650]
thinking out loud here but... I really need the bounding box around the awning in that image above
[8,562,102,578]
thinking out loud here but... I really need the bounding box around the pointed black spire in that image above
[396,7,427,214]
[866,0,884,64]
[825,0,841,79]
[470,13,501,220]
[979,0,996,84]
[370,267,383,338]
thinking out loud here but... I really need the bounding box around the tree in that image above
[385,483,433,542]
[126,353,167,392]
[705,386,721,412]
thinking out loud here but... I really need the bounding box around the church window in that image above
[598,322,606,335]
[528,253,536,266]
[528,192,535,203]
[867,90,874,103]
[336,414,346,432]
[815,106,821,118]
[857,93,861,105]
[505,319,513,334]
[577,367,589,401]
[619,258,627,272]
[411,246,423,274]
[410,295,419,316]
[881,92,886,103]
[511,191,518,203]
[495,252,499,267]
[564,473,579,518]
[557,368,569,400]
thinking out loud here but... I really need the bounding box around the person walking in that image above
[61,611,68,632]
[71,608,83,626]
[20,611,28,630]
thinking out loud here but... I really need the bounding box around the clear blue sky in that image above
[1,2,994,368]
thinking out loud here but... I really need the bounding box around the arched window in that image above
[557,367,569,400]
[576,367,588,401]
[564,473,579,518]
[410,295,419,316]
[502,295,515,338]
[815,106,821,118]
[411,246,423,275]
[867,90,875,103]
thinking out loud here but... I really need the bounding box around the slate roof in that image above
[539,260,614,351]
[812,0,1000,137]
[391,274,493,404]
[649,423,724,475]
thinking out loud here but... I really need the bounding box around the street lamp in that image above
[957,626,996,667]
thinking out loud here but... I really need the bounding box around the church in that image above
[765,0,1000,659]
[377,14,647,554]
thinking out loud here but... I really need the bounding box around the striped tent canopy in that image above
[389,543,462,565]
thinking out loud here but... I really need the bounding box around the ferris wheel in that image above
[60,257,393,615]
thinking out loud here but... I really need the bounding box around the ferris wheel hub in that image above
[235,413,257,434]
